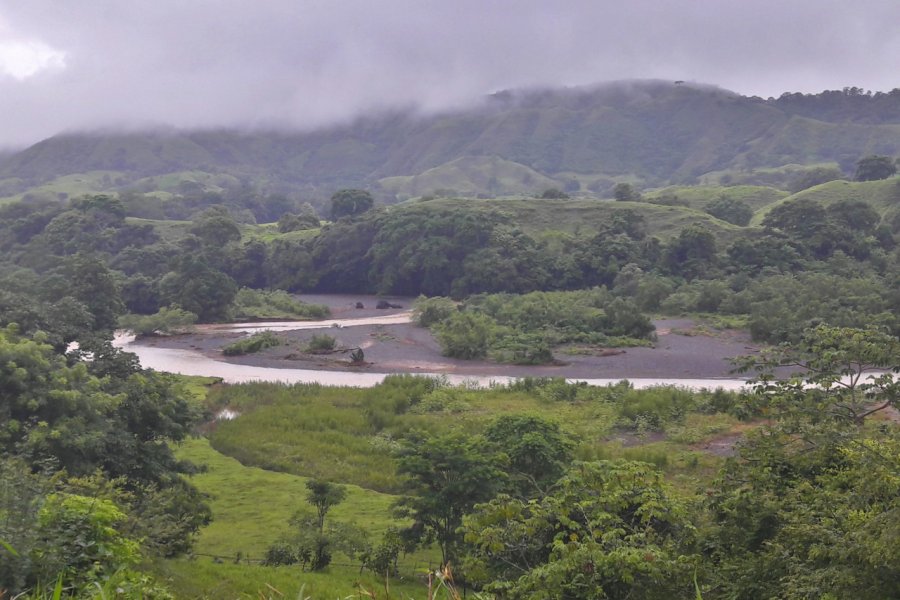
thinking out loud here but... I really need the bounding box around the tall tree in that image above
[394,432,506,566]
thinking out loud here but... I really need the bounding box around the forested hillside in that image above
[2,81,900,203]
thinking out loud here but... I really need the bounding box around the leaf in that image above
[53,575,65,600]
[0,538,18,557]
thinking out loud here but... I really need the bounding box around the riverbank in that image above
[130,294,761,382]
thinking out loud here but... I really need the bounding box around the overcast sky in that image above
[1,0,898,147]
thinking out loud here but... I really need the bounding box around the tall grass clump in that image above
[222,331,282,356]
[617,386,697,431]
[305,334,336,353]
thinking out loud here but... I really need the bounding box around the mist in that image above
[1,0,899,147]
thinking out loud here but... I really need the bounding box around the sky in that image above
[1,0,899,148]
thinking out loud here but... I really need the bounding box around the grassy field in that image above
[161,437,437,599]
[206,379,741,494]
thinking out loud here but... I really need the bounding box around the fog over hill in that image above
[1,80,899,201]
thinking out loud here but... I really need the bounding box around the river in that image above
[114,312,751,390]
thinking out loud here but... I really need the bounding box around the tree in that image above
[787,166,844,193]
[707,325,900,599]
[761,198,838,258]
[118,306,198,337]
[854,154,897,181]
[612,182,640,202]
[305,479,347,535]
[539,188,569,199]
[59,253,125,334]
[483,415,574,497]
[394,432,506,566]
[330,189,374,220]
[159,256,237,321]
[190,212,242,246]
[664,224,718,279]
[277,212,320,233]
[265,480,363,572]
[433,311,498,359]
[705,195,753,226]
[463,461,696,599]
[0,328,209,564]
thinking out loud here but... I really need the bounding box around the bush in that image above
[488,333,554,365]
[306,334,337,353]
[118,306,197,336]
[231,288,329,320]
[222,331,281,356]
[412,295,457,327]
[705,196,753,226]
[262,542,297,566]
[617,386,697,431]
[434,312,498,359]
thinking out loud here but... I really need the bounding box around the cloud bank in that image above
[1,0,898,147]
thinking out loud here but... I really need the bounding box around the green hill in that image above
[751,177,900,225]
[1,80,899,203]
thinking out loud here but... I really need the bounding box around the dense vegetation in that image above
[0,327,210,597]
[2,82,900,598]
[188,325,899,599]
[414,290,653,364]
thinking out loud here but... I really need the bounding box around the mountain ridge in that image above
[2,80,899,202]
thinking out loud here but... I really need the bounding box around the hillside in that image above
[1,80,899,203]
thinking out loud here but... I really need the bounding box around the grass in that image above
[0,170,124,204]
[160,376,754,597]
[164,437,438,599]
[231,288,330,321]
[750,177,900,225]
[124,216,192,242]
[205,379,743,494]
[155,559,427,599]
[175,438,409,557]
[377,155,559,199]
[175,374,222,404]
[643,184,788,212]
[390,196,745,242]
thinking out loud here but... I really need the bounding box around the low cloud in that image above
[0,1,898,147]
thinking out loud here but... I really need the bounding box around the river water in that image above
[114,313,751,391]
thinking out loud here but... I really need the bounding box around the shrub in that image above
[118,306,197,336]
[412,295,458,327]
[222,331,281,356]
[306,334,337,353]
[488,333,554,365]
[617,386,697,431]
[705,196,753,226]
[262,542,297,566]
[231,288,329,320]
[434,312,498,359]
